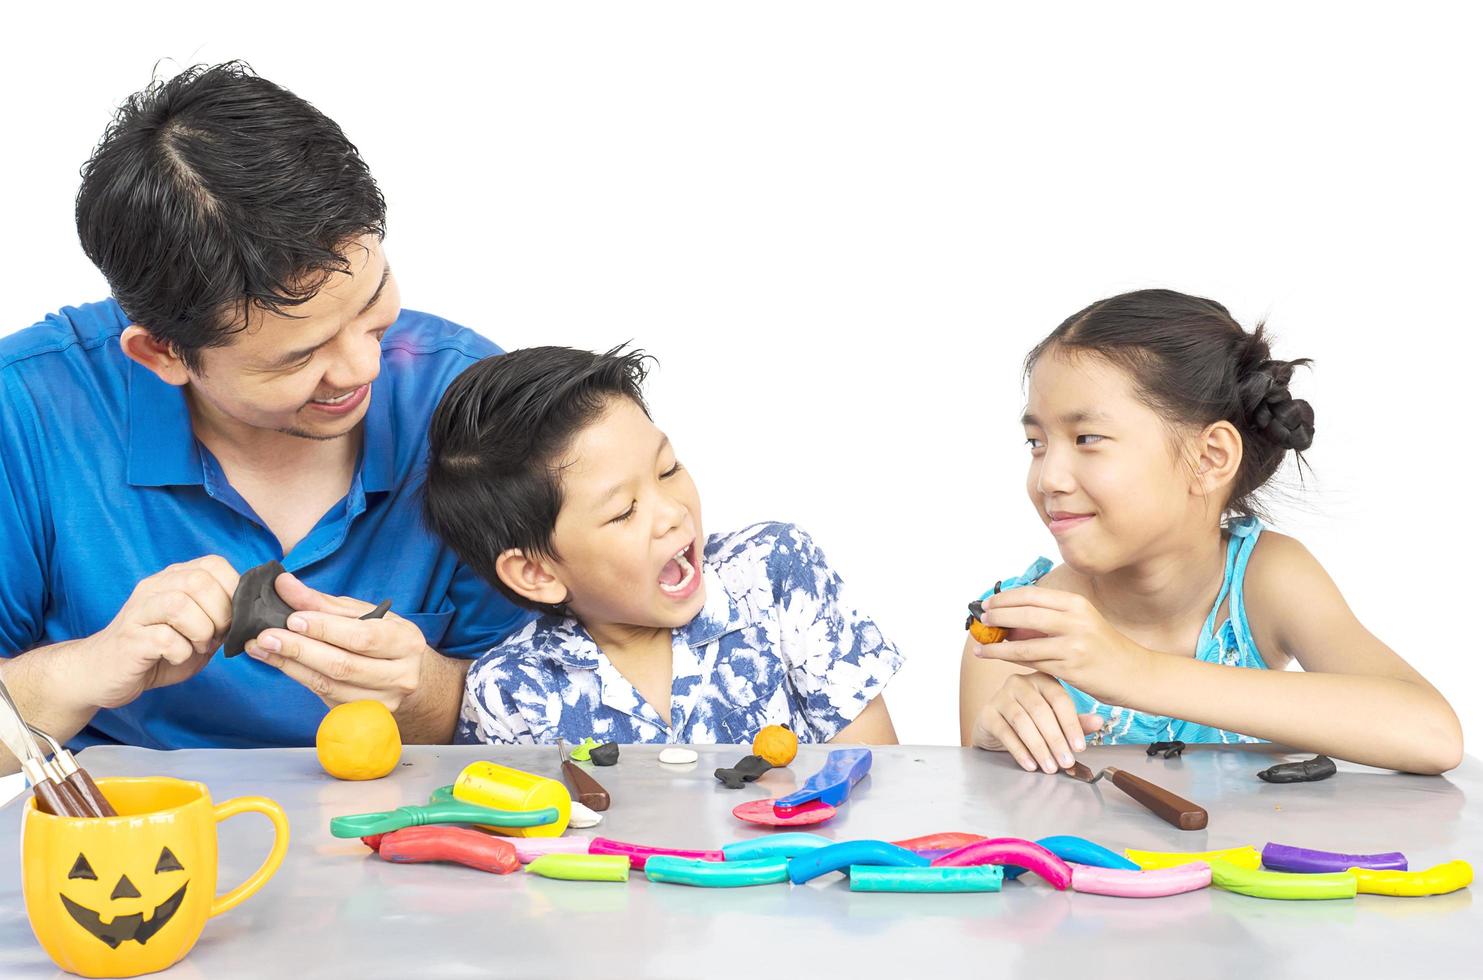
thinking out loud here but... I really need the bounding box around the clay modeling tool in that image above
[1257,754,1337,783]
[524,853,630,882]
[771,747,872,812]
[330,800,560,838]
[0,676,89,817]
[850,865,1004,894]
[1070,861,1212,898]
[1210,860,1357,900]
[365,826,521,874]
[931,838,1073,890]
[27,724,116,817]
[1261,842,1407,874]
[645,856,790,887]
[722,832,834,861]
[732,798,836,827]
[1062,761,1208,830]
[589,837,724,870]
[451,760,572,837]
[1348,861,1472,897]
[787,840,930,885]
[557,739,611,812]
[1126,845,1260,871]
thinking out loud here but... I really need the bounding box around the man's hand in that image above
[72,556,238,711]
[244,572,427,710]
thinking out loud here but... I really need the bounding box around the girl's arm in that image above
[977,533,1463,774]
[1143,532,1461,774]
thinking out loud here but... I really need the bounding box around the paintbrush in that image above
[29,724,115,816]
[0,676,89,817]
[1063,761,1209,830]
[558,738,611,812]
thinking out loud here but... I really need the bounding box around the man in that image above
[0,62,528,766]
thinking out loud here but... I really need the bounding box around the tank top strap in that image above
[978,557,1054,600]
[1224,516,1264,652]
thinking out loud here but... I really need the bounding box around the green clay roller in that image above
[330,800,560,838]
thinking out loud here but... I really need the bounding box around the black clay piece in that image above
[1258,755,1337,784]
[222,561,294,657]
[221,560,392,657]
[1146,740,1186,759]
[714,754,775,790]
[590,742,620,767]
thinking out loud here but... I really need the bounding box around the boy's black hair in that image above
[423,345,654,616]
[1025,288,1314,520]
[76,61,387,373]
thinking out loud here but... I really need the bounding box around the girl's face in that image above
[1022,348,1199,574]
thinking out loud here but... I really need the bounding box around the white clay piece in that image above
[659,747,699,765]
[568,801,603,828]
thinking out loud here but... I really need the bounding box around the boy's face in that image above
[546,396,707,630]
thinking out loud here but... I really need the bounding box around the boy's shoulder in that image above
[469,612,601,679]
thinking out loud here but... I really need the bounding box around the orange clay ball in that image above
[317,700,402,780]
[752,724,799,767]
[969,620,1007,645]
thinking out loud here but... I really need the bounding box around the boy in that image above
[423,346,902,745]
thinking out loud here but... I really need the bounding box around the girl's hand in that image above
[972,586,1152,706]
[971,670,1104,772]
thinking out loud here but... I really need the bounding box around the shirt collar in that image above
[125,359,397,492]
[126,358,204,487]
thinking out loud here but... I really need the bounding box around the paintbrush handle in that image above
[1108,768,1208,831]
[562,761,611,812]
[31,779,71,816]
[66,769,116,817]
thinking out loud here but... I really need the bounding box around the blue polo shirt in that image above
[0,299,530,750]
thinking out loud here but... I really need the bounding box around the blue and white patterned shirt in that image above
[457,522,904,745]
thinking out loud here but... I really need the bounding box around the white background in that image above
[2,1,1479,756]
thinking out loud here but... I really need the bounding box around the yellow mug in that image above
[21,776,289,978]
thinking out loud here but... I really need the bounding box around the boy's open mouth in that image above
[658,540,698,594]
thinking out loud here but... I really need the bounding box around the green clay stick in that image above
[644,856,790,887]
[525,853,631,882]
[1210,860,1357,900]
[850,865,1004,893]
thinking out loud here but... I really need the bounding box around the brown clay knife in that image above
[1064,762,1208,831]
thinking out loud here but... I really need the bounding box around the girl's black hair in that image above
[76,62,387,372]
[1025,289,1314,520]
[422,345,654,616]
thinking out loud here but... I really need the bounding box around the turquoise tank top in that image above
[984,516,1268,745]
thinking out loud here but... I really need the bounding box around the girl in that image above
[959,289,1462,775]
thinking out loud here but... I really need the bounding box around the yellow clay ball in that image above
[317,700,402,780]
[752,724,798,767]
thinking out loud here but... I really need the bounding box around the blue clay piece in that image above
[1003,835,1140,880]
[772,748,873,811]
[722,833,833,861]
[786,840,929,885]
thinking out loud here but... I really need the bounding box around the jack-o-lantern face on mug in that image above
[22,777,289,979]
[60,845,190,949]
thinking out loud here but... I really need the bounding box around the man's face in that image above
[186,235,398,441]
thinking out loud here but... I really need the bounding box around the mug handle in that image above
[209,795,291,918]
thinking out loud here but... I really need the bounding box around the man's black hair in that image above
[76,61,387,372]
[423,346,654,616]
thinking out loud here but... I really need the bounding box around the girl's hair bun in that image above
[1238,360,1315,452]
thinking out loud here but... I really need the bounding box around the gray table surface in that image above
[2,743,1480,978]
